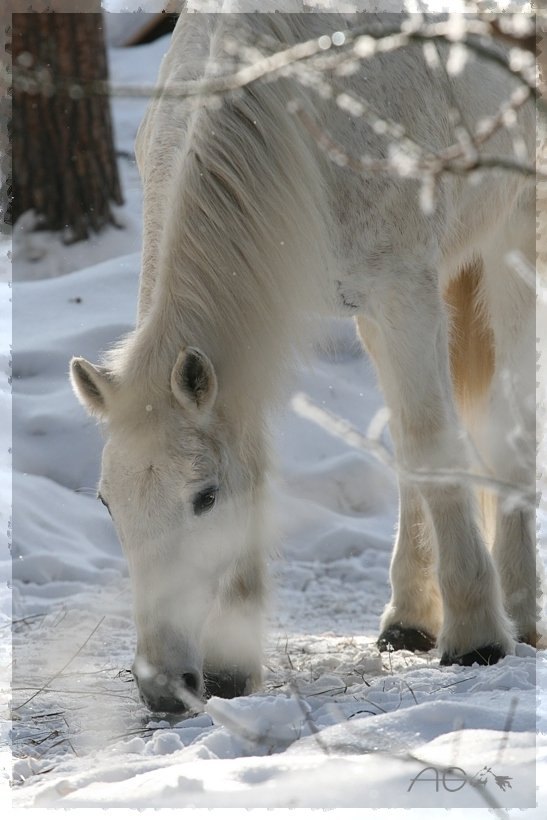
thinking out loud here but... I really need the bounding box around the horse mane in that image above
[105,14,335,418]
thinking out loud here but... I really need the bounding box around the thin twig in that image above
[7,613,47,630]
[8,15,541,102]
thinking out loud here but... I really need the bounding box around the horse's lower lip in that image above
[136,681,199,713]
[141,693,191,714]
[133,669,204,713]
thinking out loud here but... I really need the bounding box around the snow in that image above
[4,12,546,816]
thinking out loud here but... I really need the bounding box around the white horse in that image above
[71,10,537,712]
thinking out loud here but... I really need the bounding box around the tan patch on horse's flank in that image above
[445,258,495,416]
[445,259,496,545]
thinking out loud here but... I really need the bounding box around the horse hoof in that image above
[518,631,538,648]
[377,625,436,653]
[440,644,505,666]
[204,669,250,699]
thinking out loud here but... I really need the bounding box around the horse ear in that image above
[171,347,218,415]
[70,357,114,418]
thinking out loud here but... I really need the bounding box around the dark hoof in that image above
[377,625,436,653]
[204,668,250,699]
[440,644,505,666]
[518,631,538,648]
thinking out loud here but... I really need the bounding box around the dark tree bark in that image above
[10,10,123,243]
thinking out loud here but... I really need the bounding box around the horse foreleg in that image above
[357,316,442,651]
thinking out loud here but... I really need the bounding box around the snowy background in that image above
[2,3,546,814]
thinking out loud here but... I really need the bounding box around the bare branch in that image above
[8,15,542,108]
[291,392,535,509]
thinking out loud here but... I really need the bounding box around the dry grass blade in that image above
[289,681,331,755]
[401,679,419,706]
[429,675,478,693]
[495,695,519,766]
[12,615,106,711]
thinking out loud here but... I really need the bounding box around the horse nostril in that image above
[181,671,199,694]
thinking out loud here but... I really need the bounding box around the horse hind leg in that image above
[358,259,514,666]
[474,209,539,646]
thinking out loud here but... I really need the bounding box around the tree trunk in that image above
[10,9,123,243]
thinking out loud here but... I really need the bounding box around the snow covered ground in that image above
[3,11,546,814]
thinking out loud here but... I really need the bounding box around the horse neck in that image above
[130,58,334,428]
[132,276,284,436]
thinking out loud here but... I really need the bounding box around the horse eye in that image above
[193,486,218,516]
